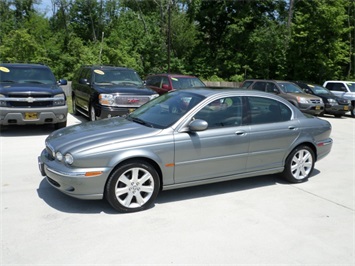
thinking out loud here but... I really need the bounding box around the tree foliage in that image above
[0,0,354,83]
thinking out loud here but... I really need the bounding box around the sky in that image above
[34,0,53,17]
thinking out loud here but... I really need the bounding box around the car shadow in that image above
[0,124,56,137]
[37,169,321,214]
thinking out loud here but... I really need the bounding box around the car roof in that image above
[82,65,135,71]
[179,87,287,99]
[243,79,294,84]
[148,73,198,78]
[0,63,49,68]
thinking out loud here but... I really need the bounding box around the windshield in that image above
[171,77,205,89]
[127,91,205,128]
[347,82,355,92]
[278,82,304,93]
[94,69,143,86]
[311,84,332,95]
[0,66,56,84]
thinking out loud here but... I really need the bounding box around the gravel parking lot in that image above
[1,114,354,265]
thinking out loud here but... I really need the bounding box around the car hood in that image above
[46,117,161,154]
[288,92,320,99]
[93,84,156,95]
[0,83,63,95]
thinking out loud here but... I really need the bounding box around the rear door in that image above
[244,96,299,172]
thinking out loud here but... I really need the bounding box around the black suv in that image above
[295,81,352,118]
[71,65,159,121]
[0,63,68,129]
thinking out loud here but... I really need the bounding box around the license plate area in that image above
[315,106,321,110]
[343,106,349,111]
[25,112,38,120]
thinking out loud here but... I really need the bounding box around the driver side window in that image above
[194,97,243,129]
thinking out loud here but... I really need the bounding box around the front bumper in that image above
[95,105,137,119]
[298,103,324,115]
[38,149,111,200]
[324,104,353,115]
[0,105,68,125]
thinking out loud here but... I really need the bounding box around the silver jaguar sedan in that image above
[38,88,333,213]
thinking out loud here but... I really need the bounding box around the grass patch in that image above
[67,96,73,114]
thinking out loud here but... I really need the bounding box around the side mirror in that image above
[189,119,208,131]
[340,87,347,92]
[304,88,312,94]
[58,79,67,85]
[273,88,279,94]
[79,78,89,85]
[162,84,172,91]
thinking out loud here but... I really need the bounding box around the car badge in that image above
[127,98,140,104]
[26,97,35,103]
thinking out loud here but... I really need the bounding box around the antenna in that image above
[99,32,104,65]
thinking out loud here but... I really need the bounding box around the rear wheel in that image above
[282,145,315,183]
[72,95,79,115]
[105,160,160,213]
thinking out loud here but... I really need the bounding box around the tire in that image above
[72,95,79,115]
[282,145,315,183]
[351,103,355,118]
[54,121,67,129]
[89,105,96,121]
[334,114,342,118]
[105,160,160,213]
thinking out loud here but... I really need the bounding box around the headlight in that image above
[56,152,63,161]
[328,98,337,104]
[64,153,74,165]
[99,94,115,106]
[53,93,66,106]
[297,97,309,104]
[0,94,6,107]
[150,94,159,100]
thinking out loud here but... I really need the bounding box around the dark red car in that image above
[145,73,205,95]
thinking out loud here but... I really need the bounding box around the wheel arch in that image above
[104,156,164,196]
[288,141,317,161]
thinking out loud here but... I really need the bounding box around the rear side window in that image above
[252,82,266,91]
[146,76,161,87]
[246,97,292,125]
[325,82,343,91]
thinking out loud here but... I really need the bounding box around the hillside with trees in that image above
[0,0,354,84]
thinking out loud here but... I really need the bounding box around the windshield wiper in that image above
[23,80,45,84]
[127,116,153,128]
[118,81,137,86]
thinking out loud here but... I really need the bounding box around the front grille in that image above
[337,99,349,105]
[114,95,151,107]
[7,95,53,108]
[310,99,322,104]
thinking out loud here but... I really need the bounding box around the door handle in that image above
[288,126,298,130]
[235,131,246,136]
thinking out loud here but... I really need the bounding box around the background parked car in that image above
[145,73,206,95]
[0,63,68,129]
[323,80,355,117]
[295,81,352,118]
[71,65,159,121]
[39,88,332,213]
[241,79,324,116]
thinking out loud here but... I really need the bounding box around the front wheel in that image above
[351,103,355,117]
[282,145,315,183]
[89,105,96,121]
[105,160,160,213]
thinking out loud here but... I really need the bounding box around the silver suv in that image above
[241,80,324,115]
[0,63,68,129]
